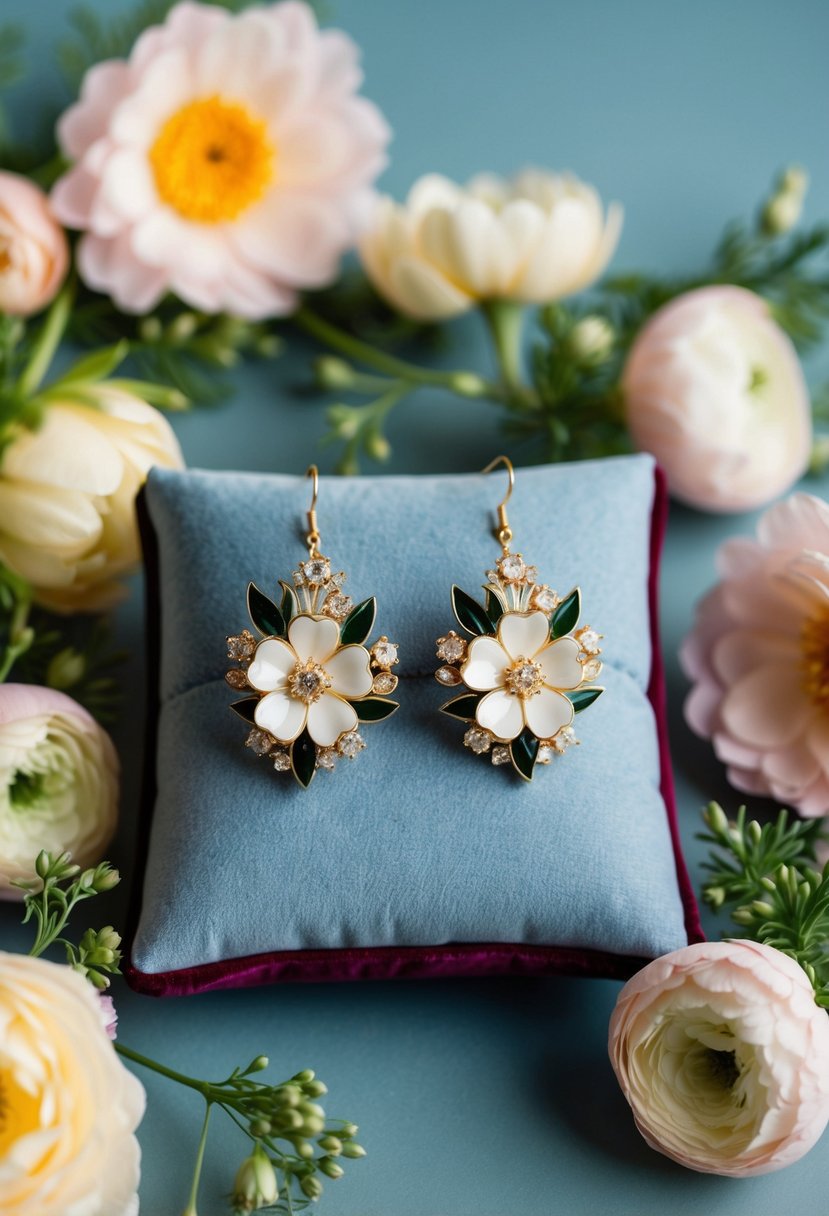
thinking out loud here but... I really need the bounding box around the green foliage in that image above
[13,609,127,724]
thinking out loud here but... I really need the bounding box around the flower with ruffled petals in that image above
[609,939,829,1176]
[247,615,373,748]
[0,951,145,1215]
[50,1,390,318]
[623,285,811,512]
[682,493,829,815]
[360,169,622,320]
[461,610,584,741]
[0,172,68,316]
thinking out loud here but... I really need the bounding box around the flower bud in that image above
[91,866,120,893]
[339,1122,359,1137]
[168,312,199,343]
[274,1084,301,1107]
[298,1102,325,1119]
[246,1055,269,1074]
[47,647,86,690]
[317,1135,342,1155]
[448,371,489,397]
[303,1079,328,1098]
[705,802,729,834]
[294,1139,315,1159]
[705,886,726,909]
[762,193,803,237]
[300,1175,323,1200]
[301,1116,325,1137]
[249,1119,271,1137]
[35,850,51,879]
[326,404,361,441]
[364,431,391,462]
[277,1109,303,1132]
[316,356,358,390]
[232,1144,278,1212]
[747,820,762,845]
[750,900,775,917]
[340,1141,366,1159]
[731,907,754,925]
[318,1157,344,1180]
[568,315,614,365]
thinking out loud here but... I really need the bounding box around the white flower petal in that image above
[288,615,340,663]
[1,407,123,496]
[246,638,295,693]
[254,690,306,742]
[307,694,357,747]
[476,689,524,741]
[462,636,508,691]
[325,645,373,698]
[537,637,585,691]
[523,687,574,739]
[497,611,550,661]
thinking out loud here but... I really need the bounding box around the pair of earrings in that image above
[225,458,604,789]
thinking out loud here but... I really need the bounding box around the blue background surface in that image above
[1,1,829,1213]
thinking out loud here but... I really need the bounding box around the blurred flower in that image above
[359,169,622,320]
[609,939,829,1176]
[761,166,809,236]
[99,993,118,1040]
[623,285,811,512]
[0,172,69,317]
[51,0,390,318]
[232,1143,278,1213]
[0,951,145,1214]
[0,386,183,611]
[0,684,119,897]
[681,493,829,815]
[567,314,615,365]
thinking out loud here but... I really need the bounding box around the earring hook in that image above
[305,464,321,554]
[481,454,515,549]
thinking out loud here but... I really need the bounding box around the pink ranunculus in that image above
[0,171,69,316]
[622,285,811,512]
[609,939,829,1176]
[681,493,829,816]
[50,1,390,319]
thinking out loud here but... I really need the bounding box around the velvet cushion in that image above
[126,454,702,995]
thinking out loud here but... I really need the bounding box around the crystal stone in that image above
[464,725,492,754]
[316,747,337,771]
[537,744,553,765]
[322,592,353,621]
[552,726,577,753]
[227,629,256,661]
[581,657,603,680]
[491,745,511,765]
[372,672,398,695]
[338,730,366,759]
[225,668,248,689]
[245,728,274,756]
[289,660,331,703]
[531,585,560,615]
[575,626,602,655]
[271,749,292,772]
[498,553,526,583]
[302,557,332,586]
[505,657,544,698]
[436,631,467,664]
[435,665,462,686]
[372,638,399,668]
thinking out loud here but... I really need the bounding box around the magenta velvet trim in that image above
[126,465,703,996]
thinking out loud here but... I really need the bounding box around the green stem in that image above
[480,299,529,398]
[114,1043,211,1096]
[182,1102,213,1216]
[16,282,75,401]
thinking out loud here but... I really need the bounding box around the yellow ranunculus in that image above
[0,952,145,1213]
[0,386,183,612]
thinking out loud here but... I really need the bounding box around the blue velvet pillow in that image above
[126,455,701,995]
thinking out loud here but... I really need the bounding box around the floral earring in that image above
[434,456,604,781]
[225,466,400,788]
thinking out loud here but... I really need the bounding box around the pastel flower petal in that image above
[523,687,574,739]
[288,615,340,664]
[325,645,373,698]
[721,663,812,748]
[537,636,585,691]
[498,611,550,661]
[254,690,306,742]
[462,636,508,691]
[476,689,524,741]
[246,638,295,693]
[307,694,357,747]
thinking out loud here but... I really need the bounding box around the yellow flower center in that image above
[289,659,332,705]
[149,96,274,223]
[504,656,544,698]
[801,610,829,710]
[0,1068,42,1156]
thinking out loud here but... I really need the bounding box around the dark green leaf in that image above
[349,697,399,722]
[552,588,581,638]
[485,589,504,627]
[440,693,482,721]
[291,729,316,789]
[230,698,259,724]
[567,687,605,713]
[247,582,285,638]
[452,586,493,637]
[279,581,297,626]
[510,728,539,782]
[340,597,376,646]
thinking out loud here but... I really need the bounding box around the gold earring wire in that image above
[481,454,515,551]
[305,464,321,556]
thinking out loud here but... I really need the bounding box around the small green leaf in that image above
[440,693,482,721]
[568,686,605,713]
[279,581,297,626]
[349,697,399,722]
[510,728,539,782]
[247,583,285,637]
[452,586,494,637]
[230,698,259,724]
[552,588,581,638]
[341,597,376,646]
[485,589,505,627]
[291,729,316,789]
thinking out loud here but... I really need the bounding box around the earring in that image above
[434,456,604,781]
[225,466,400,788]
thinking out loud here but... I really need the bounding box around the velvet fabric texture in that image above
[127,455,702,994]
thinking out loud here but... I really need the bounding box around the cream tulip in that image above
[0,387,183,611]
[359,169,623,320]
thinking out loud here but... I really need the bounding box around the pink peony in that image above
[622,286,811,512]
[51,1,390,318]
[681,493,829,816]
[0,171,68,316]
[609,939,829,1176]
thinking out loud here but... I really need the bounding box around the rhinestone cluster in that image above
[463,723,578,766]
[290,552,348,616]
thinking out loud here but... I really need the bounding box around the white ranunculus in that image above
[0,386,183,612]
[609,939,829,1176]
[359,169,622,320]
[0,684,119,898]
[0,952,145,1214]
